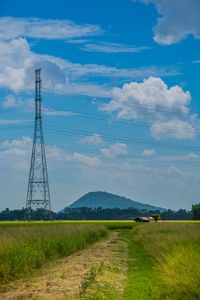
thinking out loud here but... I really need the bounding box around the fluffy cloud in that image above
[0,38,109,97]
[0,36,179,98]
[101,143,128,158]
[2,94,33,110]
[101,77,196,140]
[0,136,101,169]
[0,38,67,92]
[151,119,195,140]
[0,38,111,98]
[0,17,101,40]
[1,136,32,155]
[135,0,200,45]
[80,133,104,145]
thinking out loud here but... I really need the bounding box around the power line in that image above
[44,102,198,119]
[0,105,199,136]
[0,136,199,167]
[2,85,200,116]
[43,125,200,152]
[1,123,200,152]
[0,151,198,180]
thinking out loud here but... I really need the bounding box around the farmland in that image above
[0,222,108,283]
[0,221,199,299]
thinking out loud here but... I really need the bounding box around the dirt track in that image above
[0,231,127,300]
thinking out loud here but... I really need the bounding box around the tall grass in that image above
[0,223,107,283]
[134,223,200,299]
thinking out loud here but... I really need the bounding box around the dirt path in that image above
[0,231,128,300]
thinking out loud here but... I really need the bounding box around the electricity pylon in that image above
[26,69,51,220]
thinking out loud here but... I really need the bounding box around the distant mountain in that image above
[67,191,166,212]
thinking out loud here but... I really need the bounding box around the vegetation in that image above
[126,222,200,299]
[192,203,200,220]
[0,223,107,283]
[152,213,161,221]
[124,230,157,300]
[79,262,104,297]
[0,206,192,221]
[0,221,200,299]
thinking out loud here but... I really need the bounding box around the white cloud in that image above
[186,153,198,159]
[68,152,101,167]
[135,0,200,45]
[165,165,199,179]
[43,53,179,80]
[81,41,150,53]
[143,149,156,157]
[43,107,78,117]
[101,77,195,140]
[154,153,199,162]
[0,38,179,97]
[0,136,101,169]
[0,38,67,92]
[2,94,33,111]
[101,142,128,158]
[1,136,32,157]
[0,38,110,98]
[0,119,28,125]
[0,17,101,40]
[102,77,191,119]
[2,95,16,108]
[80,133,104,145]
[67,39,89,44]
[2,136,32,148]
[1,94,78,117]
[151,119,195,140]
[46,145,65,160]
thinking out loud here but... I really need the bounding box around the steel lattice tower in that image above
[26,69,51,220]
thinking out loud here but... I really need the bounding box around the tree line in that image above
[0,205,198,221]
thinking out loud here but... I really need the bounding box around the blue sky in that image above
[0,0,200,211]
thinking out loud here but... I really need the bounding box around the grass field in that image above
[0,220,199,299]
[124,222,200,300]
[0,222,108,283]
[0,220,137,229]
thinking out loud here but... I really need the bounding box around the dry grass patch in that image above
[0,223,107,283]
[0,232,124,299]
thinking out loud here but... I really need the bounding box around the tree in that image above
[191,203,200,220]
[152,213,161,222]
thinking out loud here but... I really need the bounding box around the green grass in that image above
[1,220,200,299]
[0,220,137,229]
[124,222,200,300]
[123,229,158,300]
[0,223,108,283]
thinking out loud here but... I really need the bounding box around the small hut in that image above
[135,216,154,222]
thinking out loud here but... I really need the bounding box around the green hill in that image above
[67,191,166,212]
